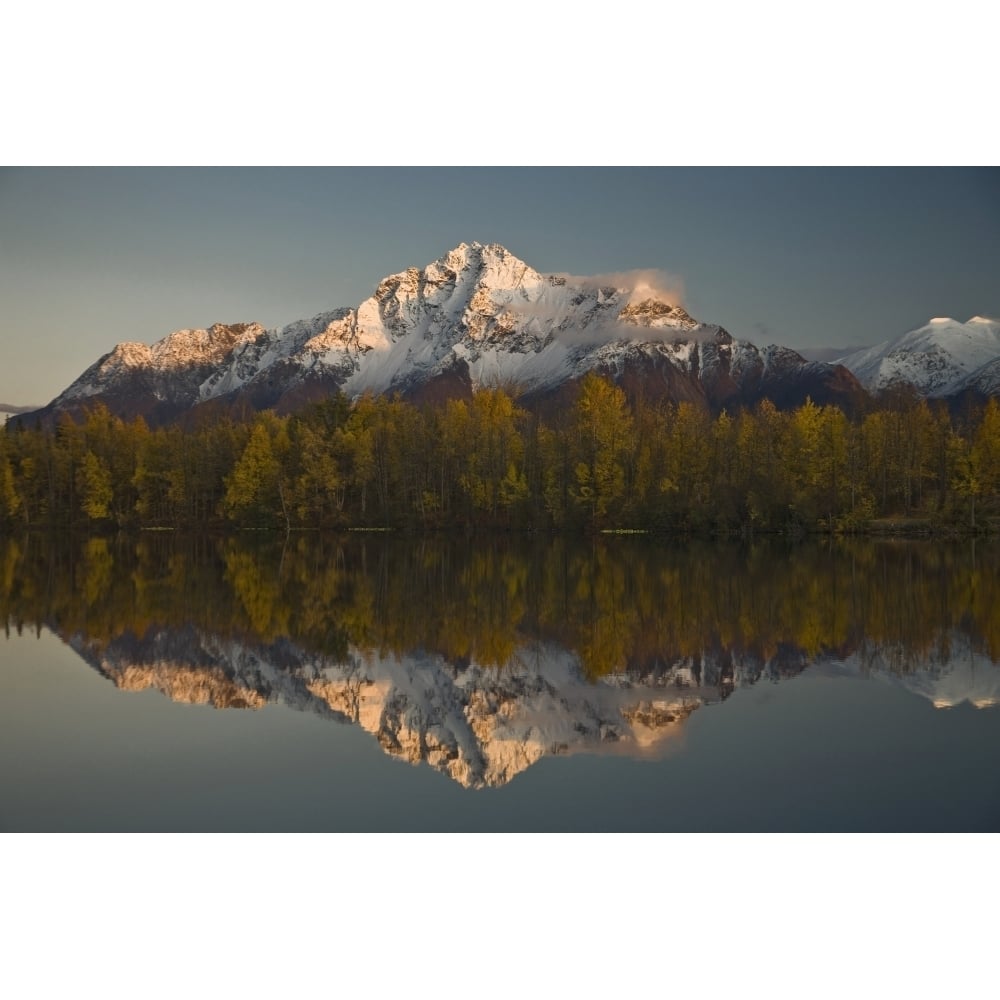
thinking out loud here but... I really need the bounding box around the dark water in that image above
[1,532,998,831]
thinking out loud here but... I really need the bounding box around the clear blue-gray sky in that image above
[1,166,998,406]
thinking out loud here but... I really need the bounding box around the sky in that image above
[1,166,998,405]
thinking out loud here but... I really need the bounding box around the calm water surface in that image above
[1,533,998,831]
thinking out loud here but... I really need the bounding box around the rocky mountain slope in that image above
[20,243,867,426]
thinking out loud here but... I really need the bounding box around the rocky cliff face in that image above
[22,243,868,426]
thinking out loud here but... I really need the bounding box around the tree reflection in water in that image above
[2,533,998,787]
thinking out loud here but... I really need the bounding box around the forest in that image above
[2,374,999,535]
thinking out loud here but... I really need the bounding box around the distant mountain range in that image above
[837,316,1000,399]
[11,243,999,427]
[796,345,870,364]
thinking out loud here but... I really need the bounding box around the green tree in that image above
[569,374,633,528]
[222,414,290,528]
[0,433,22,527]
[78,450,113,521]
[455,389,528,524]
[289,422,341,525]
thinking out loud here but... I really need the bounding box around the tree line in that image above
[2,375,999,534]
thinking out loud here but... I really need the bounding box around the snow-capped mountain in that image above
[22,243,865,426]
[838,316,1000,398]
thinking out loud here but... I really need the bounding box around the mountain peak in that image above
[104,341,154,370]
[618,298,691,324]
[447,240,516,259]
[438,241,539,290]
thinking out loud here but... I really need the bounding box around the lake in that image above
[1,532,998,831]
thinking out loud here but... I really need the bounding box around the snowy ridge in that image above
[60,323,267,400]
[63,622,1000,789]
[951,355,1000,398]
[838,316,1000,397]
[30,242,865,423]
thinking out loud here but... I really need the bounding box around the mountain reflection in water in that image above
[2,534,999,789]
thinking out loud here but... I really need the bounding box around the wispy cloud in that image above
[500,267,706,348]
[553,269,686,308]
